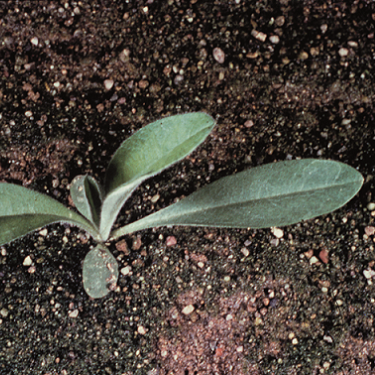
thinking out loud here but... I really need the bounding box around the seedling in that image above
[0,112,364,298]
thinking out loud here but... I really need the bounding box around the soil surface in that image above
[1,1,375,374]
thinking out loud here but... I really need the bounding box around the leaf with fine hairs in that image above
[70,175,103,228]
[111,159,363,239]
[99,112,215,241]
[0,183,100,246]
[82,244,119,299]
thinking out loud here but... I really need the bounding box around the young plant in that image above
[0,112,364,298]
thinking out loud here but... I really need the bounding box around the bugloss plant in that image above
[0,112,364,298]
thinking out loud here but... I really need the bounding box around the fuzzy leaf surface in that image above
[111,159,363,238]
[0,183,100,245]
[82,245,119,299]
[70,175,102,227]
[100,112,215,240]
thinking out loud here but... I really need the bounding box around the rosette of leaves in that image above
[0,112,364,298]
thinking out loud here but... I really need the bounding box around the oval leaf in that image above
[0,183,100,246]
[111,159,363,238]
[100,112,215,241]
[70,175,102,227]
[82,244,119,299]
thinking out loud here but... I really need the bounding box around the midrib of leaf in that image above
[142,179,361,218]
[110,166,363,239]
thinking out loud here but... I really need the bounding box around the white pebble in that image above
[151,194,160,203]
[137,325,146,335]
[68,309,79,318]
[23,255,32,266]
[30,37,38,46]
[104,79,114,90]
[251,30,267,42]
[25,111,33,118]
[320,24,328,33]
[241,247,249,257]
[323,335,333,343]
[269,35,280,44]
[121,266,132,276]
[364,269,375,279]
[338,48,349,57]
[213,47,225,64]
[39,228,48,236]
[271,227,284,238]
[182,304,195,315]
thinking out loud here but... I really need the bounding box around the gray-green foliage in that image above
[0,112,364,298]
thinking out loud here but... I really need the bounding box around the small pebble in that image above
[213,47,225,63]
[25,111,33,117]
[244,120,254,128]
[364,269,375,279]
[116,240,129,255]
[269,35,280,44]
[182,304,195,315]
[151,194,160,203]
[68,309,79,318]
[338,48,349,57]
[309,256,319,265]
[323,335,333,343]
[30,37,38,46]
[121,266,132,276]
[367,202,375,211]
[348,41,358,48]
[39,228,48,236]
[320,24,328,33]
[133,236,142,250]
[251,30,267,42]
[137,326,146,335]
[365,226,375,236]
[275,16,285,26]
[119,48,130,62]
[271,227,284,238]
[166,236,177,246]
[173,74,184,85]
[104,79,114,90]
[23,256,32,266]
[138,80,149,89]
[241,247,249,257]
[319,249,329,264]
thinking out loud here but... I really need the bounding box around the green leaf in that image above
[82,244,119,299]
[111,159,363,238]
[0,183,100,246]
[70,175,102,228]
[99,112,215,241]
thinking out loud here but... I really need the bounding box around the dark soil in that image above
[1,1,375,374]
